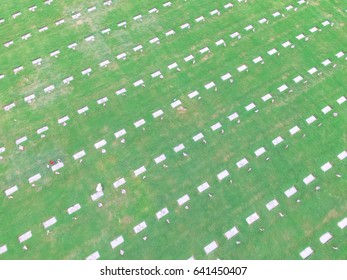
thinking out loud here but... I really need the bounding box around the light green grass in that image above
[0,0,346,260]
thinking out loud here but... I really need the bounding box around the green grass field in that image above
[0,0,346,260]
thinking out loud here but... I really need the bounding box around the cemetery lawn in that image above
[0,0,346,259]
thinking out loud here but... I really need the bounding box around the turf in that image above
[0,0,346,260]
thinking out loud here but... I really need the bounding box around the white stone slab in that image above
[154,154,166,164]
[253,56,263,64]
[43,217,57,229]
[268,48,278,56]
[133,45,143,52]
[51,162,64,172]
[266,199,279,211]
[237,64,248,72]
[336,51,344,58]
[68,42,79,51]
[151,70,162,78]
[321,106,332,114]
[133,14,142,21]
[110,236,124,249]
[309,26,318,33]
[177,194,190,206]
[18,231,32,243]
[246,212,260,225]
[21,33,32,40]
[255,147,266,157]
[289,126,300,135]
[204,241,218,255]
[262,93,272,102]
[188,91,199,99]
[165,29,175,37]
[85,35,95,42]
[337,96,346,104]
[67,203,81,215]
[24,94,36,103]
[224,226,239,239]
[221,73,232,81]
[94,139,107,149]
[215,39,225,46]
[211,122,222,131]
[245,103,256,111]
[5,185,18,197]
[97,97,108,105]
[300,247,313,259]
[337,217,347,229]
[117,53,126,60]
[236,158,248,168]
[272,136,284,146]
[152,109,164,118]
[174,144,185,153]
[337,151,347,160]
[171,100,182,108]
[156,208,169,220]
[296,34,305,40]
[81,68,92,75]
[28,173,41,184]
[245,25,254,31]
[50,50,60,57]
[86,251,100,260]
[113,178,126,189]
[63,76,74,84]
[134,166,146,177]
[118,21,126,27]
[101,28,111,34]
[115,88,127,95]
[197,182,210,193]
[319,232,332,244]
[0,245,7,255]
[184,55,194,62]
[282,41,292,48]
[133,79,144,87]
[210,9,220,16]
[180,23,190,30]
[205,81,216,90]
[133,221,147,234]
[114,129,126,139]
[303,174,316,185]
[293,75,303,83]
[272,12,281,17]
[16,136,27,145]
[77,106,89,114]
[308,67,318,75]
[148,7,158,14]
[322,20,330,26]
[224,3,233,9]
[192,133,204,142]
[14,66,24,74]
[168,62,178,70]
[228,112,239,121]
[199,47,210,54]
[91,191,104,201]
[322,59,332,66]
[230,32,240,38]
[4,103,16,112]
[321,162,332,172]
[306,115,317,124]
[0,147,5,154]
[278,84,288,92]
[259,18,267,24]
[195,16,205,22]
[217,170,229,181]
[163,1,172,8]
[99,60,110,67]
[149,37,160,44]
[285,186,297,198]
[73,150,86,160]
[44,85,55,93]
[134,119,146,128]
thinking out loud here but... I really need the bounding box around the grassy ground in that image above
[0,0,346,260]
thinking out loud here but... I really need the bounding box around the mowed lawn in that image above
[0,0,346,260]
